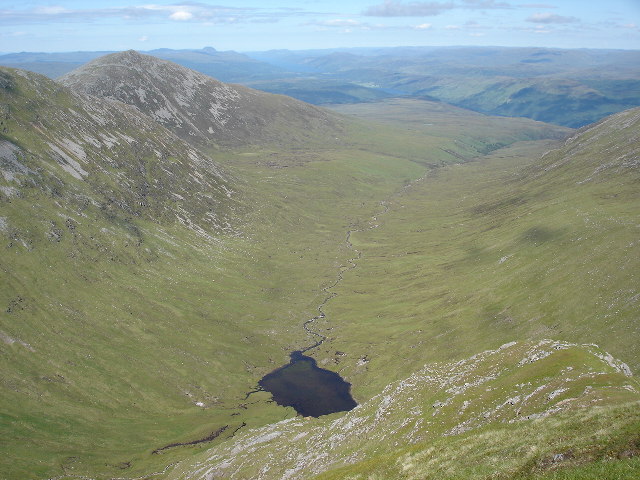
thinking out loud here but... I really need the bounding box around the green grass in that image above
[2,67,638,479]
[312,110,639,401]
[315,401,640,480]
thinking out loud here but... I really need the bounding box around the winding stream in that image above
[255,201,391,417]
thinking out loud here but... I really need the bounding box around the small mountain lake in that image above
[259,351,357,417]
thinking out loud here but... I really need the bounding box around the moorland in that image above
[0,46,639,479]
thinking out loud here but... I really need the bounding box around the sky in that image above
[0,0,639,53]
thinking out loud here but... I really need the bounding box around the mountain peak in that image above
[59,51,342,148]
[122,49,143,58]
[0,66,234,237]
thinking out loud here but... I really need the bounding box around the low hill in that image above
[59,50,344,148]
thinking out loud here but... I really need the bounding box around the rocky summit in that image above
[60,50,344,148]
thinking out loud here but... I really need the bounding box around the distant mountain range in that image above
[0,47,285,82]
[1,46,639,127]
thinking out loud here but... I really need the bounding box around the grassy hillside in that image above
[0,64,574,479]
[316,107,640,401]
[163,107,640,479]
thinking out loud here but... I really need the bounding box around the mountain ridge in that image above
[1,66,235,236]
[59,50,344,149]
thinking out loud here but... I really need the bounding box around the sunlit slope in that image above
[318,107,640,401]
[0,63,573,479]
[59,50,345,149]
[165,107,640,480]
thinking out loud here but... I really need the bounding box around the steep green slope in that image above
[0,66,252,478]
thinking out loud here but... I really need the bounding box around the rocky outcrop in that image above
[168,340,638,479]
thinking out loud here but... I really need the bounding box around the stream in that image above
[255,202,391,417]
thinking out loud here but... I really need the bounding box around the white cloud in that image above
[364,1,456,17]
[364,0,512,17]
[414,23,432,29]
[34,6,69,15]
[138,35,149,42]
[462,0,512,8]
[169,11,193,21]
[0,31,28,38]
[519,3,556,7]
[306,18,378,31]
[0,3,297,26]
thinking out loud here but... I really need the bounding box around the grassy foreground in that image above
[317,401,640,480]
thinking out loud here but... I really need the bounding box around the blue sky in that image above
[0,1,639,53]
